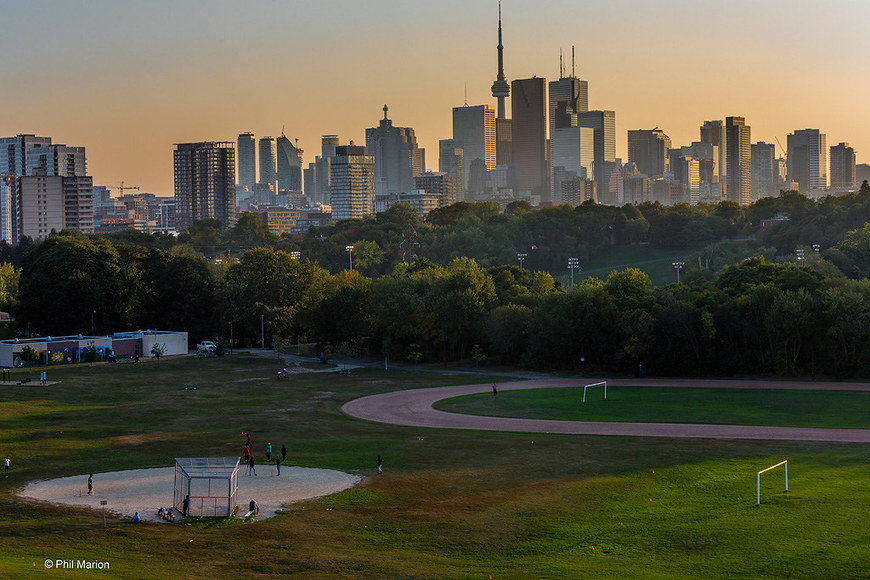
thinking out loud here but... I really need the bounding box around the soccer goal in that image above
[174,457,240,517]
[581,381,607,403]
[757,460,788,505]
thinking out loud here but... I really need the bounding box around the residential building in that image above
[700,120,727,194]
[276,134,303,192]
[258,137,277,186]
[414,171,457,207]
[830,142,857,189]
[751,142,776,199]
[373,190,441,218]
[237,132,256,189]
[725,117,751,205]
[173,141,236,229]
[330,145,375,221]
[787,128,827,194]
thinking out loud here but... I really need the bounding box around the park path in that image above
[341,378,870,443]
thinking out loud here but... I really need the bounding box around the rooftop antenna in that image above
[560,48,564,78]
[464,82,468,106]
[572,45,576,78]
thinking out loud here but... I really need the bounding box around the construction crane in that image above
[774,136,787,161]
[117,181,140,194]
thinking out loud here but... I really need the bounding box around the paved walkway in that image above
[341,378,870,443]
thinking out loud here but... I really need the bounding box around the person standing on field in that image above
[266,442,272,460]
[87,474,93,495]
[3,455,9,476]
[377,455,383,474]
[281,444,287,462]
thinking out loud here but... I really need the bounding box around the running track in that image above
[341,378,870,443]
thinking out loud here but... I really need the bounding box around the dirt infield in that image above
[22,466,360,522]
[341,378,870,443]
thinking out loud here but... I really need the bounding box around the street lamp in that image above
[228,322,233,354]
[567,257,580,289]
[91,310,96,335]
[796,248,805,262]
[346,245,354,270]
[517,253,528,270]
[672,260,685,283]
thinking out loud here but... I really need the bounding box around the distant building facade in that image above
[787,128,827,194]
[366,106,424,196]
[173,142,236,229]
[452,105,496,192]
[830,142,856,189]
[330,145,375,221]
[725,117,751,205]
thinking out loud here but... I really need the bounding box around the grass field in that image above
[434,386,870,429]
[554,244,702,287]
[1,356,869,578]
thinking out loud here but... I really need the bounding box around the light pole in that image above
[91,310,96,335]
[517,252,528,270]
[796,248,805,263]
[290,251,301,260]
[567,257,580,289]
[346,245,354,270]
[260,314,264,350]
[672,260,685,283]
[228,322,233,354]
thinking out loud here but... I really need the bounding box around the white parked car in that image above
[196,341,217,353]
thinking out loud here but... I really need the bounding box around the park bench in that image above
[16,378,31,385]
[184,383,197,390]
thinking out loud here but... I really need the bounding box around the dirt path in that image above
[341,378,870,443]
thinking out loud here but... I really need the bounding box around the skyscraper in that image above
[366,105,424,196]
[830,142,857,189]
[700,120,727,194]
[578,110,617,203]
[314,135,340,205]
[751,142,776,198]
[549,74,589,199]
[439,139,465,203]
[511,77,547,197]
[237,132,256,190]
[276,133,303,192]
[552,126,594,203]
[725,117,751,205]
[452,104,496,192]
[173,142,236,229]
[330,145,375,221]
[0,134,53,175]
[627,129,671,177]
[787,129,827,194]
[258,137,277,186]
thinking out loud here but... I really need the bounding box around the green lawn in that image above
[1,357,869,578]
[435,386,870,429]
[555,244,701,287]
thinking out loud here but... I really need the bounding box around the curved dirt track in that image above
[341,378,870,443]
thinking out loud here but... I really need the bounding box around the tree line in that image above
[1,184,870,377]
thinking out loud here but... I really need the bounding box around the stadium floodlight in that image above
[757,460,788,505]
[581,381,607,403]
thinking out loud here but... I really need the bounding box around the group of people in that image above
[242,432,287,476]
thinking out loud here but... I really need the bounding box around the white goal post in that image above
[757,460,788,505]
[582,381,607,403]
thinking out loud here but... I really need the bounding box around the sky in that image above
[3,0,869,195]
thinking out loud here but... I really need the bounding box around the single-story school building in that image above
[0,330,188,368]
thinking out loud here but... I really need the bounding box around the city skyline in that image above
[3,1,868,195]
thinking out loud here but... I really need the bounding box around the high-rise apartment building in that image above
[258,137,277,186]
[366,106,424,196]
[439,139,465,203]
[0,134,53,175]
[237,132,256,189]
[725,117,751,205]
[453,105,496,194]
[627,129,671,177]
[511,77,547,197]
[313,135,340,206]
[25,144,86,177]
[173,142,236,229]
[330,145,375,221]
[830,142,856,189]
[787,129,827,194]
[751,142,776,199]
[276,134,303,192]
[578,110,616,203]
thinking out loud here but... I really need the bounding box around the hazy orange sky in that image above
[3,1,868,195]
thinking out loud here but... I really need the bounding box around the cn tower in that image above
[490,2,510,120]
